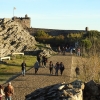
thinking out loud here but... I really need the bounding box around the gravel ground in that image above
[3,55,73,100]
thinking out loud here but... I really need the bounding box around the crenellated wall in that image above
[12,14,30,28]
[27,27,86,36]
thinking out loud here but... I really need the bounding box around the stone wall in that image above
[12,14,30,28]
[28,27,85,36]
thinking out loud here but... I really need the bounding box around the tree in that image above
[35,30,49,43]
[66,32,83,45]
[81,39,92,49]
[35,30,49,37]
[81,38,92,56]
[54,35,65,45]
[82,30,100,56]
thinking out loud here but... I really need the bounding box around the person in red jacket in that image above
[4,82,14,100]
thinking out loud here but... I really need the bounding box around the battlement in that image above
[12,14,31,28]
[13,14,30,19]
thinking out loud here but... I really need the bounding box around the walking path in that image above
[3,55,74,100]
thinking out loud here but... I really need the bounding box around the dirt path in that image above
[3,55,73,100]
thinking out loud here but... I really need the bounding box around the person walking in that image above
[58,46,61,54]
[4,82,14,100]
[42,55,47,68]
[77,48,80,56]
[59,62,65,75]
[44,55,48,68]
[55,62,60,76]
[21,61,26,76]
[36,54,41,66]
[49,61,53,75]
[75,66,80,78]
[70,46,73,55]
[62,46,65,55]
[42,55,45,67]
[33,61,39,74]
[0,85,5,100]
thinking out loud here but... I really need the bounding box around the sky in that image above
[0,0,100,31]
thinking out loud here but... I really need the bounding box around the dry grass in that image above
[72,55,100,82]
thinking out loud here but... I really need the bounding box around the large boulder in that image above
[25,80,84,100]
[0,18,37,56]
[83,80,100,100]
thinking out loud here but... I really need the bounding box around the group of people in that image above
[20,55,48,76]
[20,53,48,76]
[58,46,66,55]
[49,61,65,76]
[0,82,14,100]
[20,51,66,76]
[32,54,48,74]
[33,60,65,76]
[20,58,80,78]
[37,54,48,68]
[57,45,81,56]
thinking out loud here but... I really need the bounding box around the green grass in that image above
[0,55,36,84]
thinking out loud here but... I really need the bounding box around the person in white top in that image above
[0,85,5,100]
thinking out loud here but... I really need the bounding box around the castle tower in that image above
[25,14,28,18]
[22,14,30,28]
[12,14,31,28]
[85,27,89,32]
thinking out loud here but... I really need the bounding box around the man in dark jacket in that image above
[55,62,60,76]
[21,61,26,76]
[59,62,65,75]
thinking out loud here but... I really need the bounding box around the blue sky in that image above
[1,0,100,31]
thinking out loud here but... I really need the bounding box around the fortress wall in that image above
[28,28,85,36]
[13,18,30,28]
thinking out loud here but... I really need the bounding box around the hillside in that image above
[0,18,36,57]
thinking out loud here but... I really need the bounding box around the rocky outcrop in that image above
[83,80,100,100]
[25,80,84,100]
[0,18,37,57]
[25,79,100,100]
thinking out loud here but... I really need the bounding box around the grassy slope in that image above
[0,55,36,84]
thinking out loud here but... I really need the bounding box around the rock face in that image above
[25,80,84,100]
[0,18,36,57]
[83,80,100,100]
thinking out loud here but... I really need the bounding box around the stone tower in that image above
[85,27,89,32]
[12,14,31,28]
